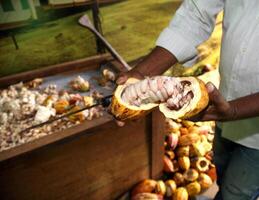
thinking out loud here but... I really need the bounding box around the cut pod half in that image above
[111,76,209,121]
[159,77,209,119]
[111,78,157,120]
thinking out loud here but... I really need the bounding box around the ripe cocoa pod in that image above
[54,99,69,114]
[178,133,200,146]
[165,150,175,160]
[179,127,189,135]
[183,169,199,182]
[207,166,217,182]
[173,187,188,200]
[173,172,185,186]
[172,160,180,172]
[181,120,195,128]
[198,173,213,190]
[176,146,190,157]
[178,156,191,171]
[186,181,201,196]
[131,193,163,200]
[166,133,179,150]
[163,156,174,173]
[165,118,181,133]
[155,180,166,196]
[165,180,177,197]
[131,179,157,196]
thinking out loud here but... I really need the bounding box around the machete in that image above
[19,95,113,135]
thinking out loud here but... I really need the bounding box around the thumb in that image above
[206,82,230,113]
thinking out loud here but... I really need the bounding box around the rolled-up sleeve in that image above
[156,0,224,63]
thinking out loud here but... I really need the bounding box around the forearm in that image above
[132,46,178,77]
[230,92,259,120]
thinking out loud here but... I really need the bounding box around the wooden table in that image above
[0,53,165,200]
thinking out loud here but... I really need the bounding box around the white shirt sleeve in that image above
[156,0,224,63]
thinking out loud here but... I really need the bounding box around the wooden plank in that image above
[0,53,112,88]
[151,109,165,179]
[0,118,151,200]
[0,113,113,162]
[45,0,123,9]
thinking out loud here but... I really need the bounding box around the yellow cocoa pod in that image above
[173,187,189,200]
[186,181,201,196]
[111,77,209,121]
[165,180,177,197]
[183,169,199,182]
[155,180,166,196]
[198,173,213,190]
[178,133,200,146]
[178,156,191,171]
[176,146,190,157]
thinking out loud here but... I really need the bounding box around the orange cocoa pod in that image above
[207,167,217,182]
[178,133,200,146]
[180,127,189,135]
[163,155,174,173]
[131,179,157,196]
[54,99,70,114]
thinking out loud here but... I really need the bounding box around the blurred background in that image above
[0,0,221,77]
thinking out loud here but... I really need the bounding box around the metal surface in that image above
[78,14,131,71]
[40,65,116,97]
[19,65,116,134]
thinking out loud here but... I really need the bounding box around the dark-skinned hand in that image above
[189,82,236,122]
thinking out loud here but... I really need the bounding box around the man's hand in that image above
[190,82,237,122]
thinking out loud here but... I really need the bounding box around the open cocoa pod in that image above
[111,76,209,121]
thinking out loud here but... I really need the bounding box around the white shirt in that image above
[156,0,259,149]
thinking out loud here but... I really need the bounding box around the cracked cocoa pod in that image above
[192,157,211,172]
[111,76,209,121]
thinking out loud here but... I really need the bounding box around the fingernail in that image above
[206,82,215,93]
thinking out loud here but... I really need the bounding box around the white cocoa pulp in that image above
[121,76,193,110]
